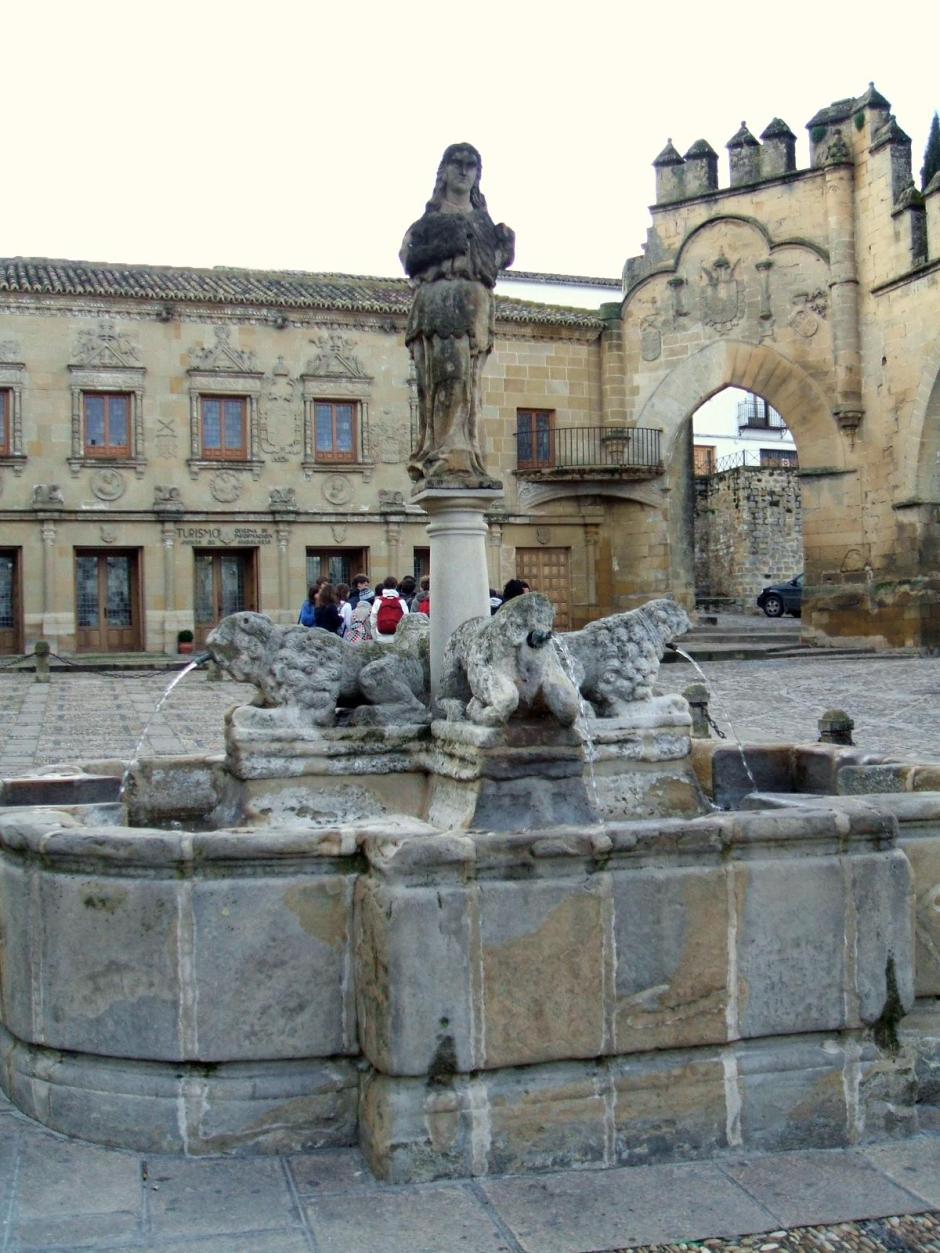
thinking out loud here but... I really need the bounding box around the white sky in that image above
[6,1,937,281]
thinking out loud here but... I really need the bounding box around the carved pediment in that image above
[305,333,369,380]
[189,325,258,373]
[72,321,142,369]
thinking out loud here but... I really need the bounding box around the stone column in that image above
[41,520,56,617]
[823,136,863,432]
[161,520,176,621]
[598,303,626,427]
[276,523,291,621]
[584,522,600,611]
[384,518,402,582]
[412,488,503,695]
[486,515,504,591]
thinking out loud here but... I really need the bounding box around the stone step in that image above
[666,643,918,663]
[684,630,803,644]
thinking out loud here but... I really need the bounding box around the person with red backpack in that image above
[369,576,409,643]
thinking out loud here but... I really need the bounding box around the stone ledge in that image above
[0,1026,358,1156]
[360,1031,912,1183]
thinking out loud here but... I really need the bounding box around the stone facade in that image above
[0,274,610,654]
[2,83,940,651]
[623,85,940,648]
[694,465,802,608]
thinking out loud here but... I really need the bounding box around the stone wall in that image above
[694,465,802,608]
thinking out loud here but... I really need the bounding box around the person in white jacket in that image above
[369,576,409,643]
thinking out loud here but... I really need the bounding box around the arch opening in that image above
[689,386,803,617]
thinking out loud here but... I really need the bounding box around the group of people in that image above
[298,573,431,645]
[298,574,532,644]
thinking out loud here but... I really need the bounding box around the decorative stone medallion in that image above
[640,318,662,362]
[331,523,348,544]
[99,525,118,544]
[90,468,126,501]
[210,470,242,503]
[322,474,353,506]
[536,526,552,545]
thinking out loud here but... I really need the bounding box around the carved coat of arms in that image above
[259,359,303,461]
[788,290,829,339]
[700,254,743,334]
[640,318,662,362]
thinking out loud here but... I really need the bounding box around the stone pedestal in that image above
[412,487,504,696]
[418,695,704,829]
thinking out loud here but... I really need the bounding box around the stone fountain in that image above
[0,591,936,1177]
[0,146,937,1179]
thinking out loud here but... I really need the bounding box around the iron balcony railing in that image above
[515,425,662,474]
[736,396,787,430]
[699,449,799,476]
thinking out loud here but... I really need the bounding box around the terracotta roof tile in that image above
[0,257,603,329]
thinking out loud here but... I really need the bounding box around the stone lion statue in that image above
[206,612,431,727]
[437,593,580,727]
[564,598,690,717]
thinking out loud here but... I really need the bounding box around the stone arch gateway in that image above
[607,86,940,648]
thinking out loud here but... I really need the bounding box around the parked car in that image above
[757,573,803,618]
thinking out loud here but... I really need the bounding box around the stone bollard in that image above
[33,640,51,684]
[818,708,854,746]
[683,682,711,738]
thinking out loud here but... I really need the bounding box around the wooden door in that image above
[0,550,22,655]
[193,549,258,646]
[75,551,141,652]
[516,547,571,631]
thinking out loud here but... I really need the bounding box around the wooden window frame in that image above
[312,400,359,464]
[516,408,555,470]
[693,444,716,477]
[82,391,133,459]
[68,365,146,478]
[199,394,249,461]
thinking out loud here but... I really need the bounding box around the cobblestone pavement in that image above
[625,1212,940,1252]
[0,670,256,778]
[659,651,940,762]
[2,649,939,777]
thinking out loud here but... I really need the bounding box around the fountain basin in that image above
[0,750,935,1173]
[0,810,363,1154]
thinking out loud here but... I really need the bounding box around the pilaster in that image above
[822,134,863,431]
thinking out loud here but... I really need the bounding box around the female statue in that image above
[401,143,515,485]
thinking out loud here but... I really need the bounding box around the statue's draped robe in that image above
[401,208,514,483]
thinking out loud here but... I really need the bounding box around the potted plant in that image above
[177,629,195,655]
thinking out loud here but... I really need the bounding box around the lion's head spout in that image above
[206,612,273,686]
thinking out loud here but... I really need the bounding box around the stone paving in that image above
[2,647,940,777]
[1,647,940,1249]
[0,1092,935,1253]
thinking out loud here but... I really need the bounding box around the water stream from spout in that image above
[667,643,759,803]
[118,660,201,805]
[552,636,601,818]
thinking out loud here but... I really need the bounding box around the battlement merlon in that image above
[635,85,936,284]
[650,84,898,210]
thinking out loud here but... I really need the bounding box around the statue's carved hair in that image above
[426,143,488,213]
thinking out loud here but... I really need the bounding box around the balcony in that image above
[513,426,663,482]
[737,396,787,431]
